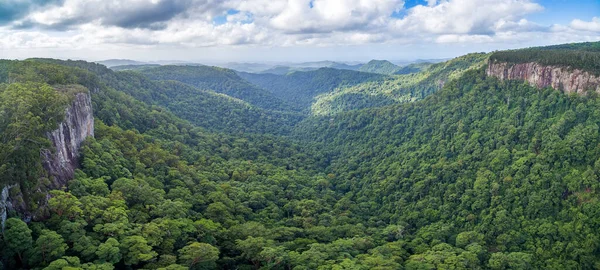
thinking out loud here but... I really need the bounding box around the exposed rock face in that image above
[41,92,94,188]
[1,92,94,226]
[0,186,12,229]
[486,61,600,94]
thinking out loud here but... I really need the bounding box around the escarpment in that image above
[0,92,94,225]
[486,61,600,94]
[41,92,94,188]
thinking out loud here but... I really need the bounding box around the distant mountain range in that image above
[97,58,447,75]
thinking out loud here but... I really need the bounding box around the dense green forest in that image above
[27,59,303,135]
[238,55,483,116]
[311,53,489,115]
[138,65,298,112]
[238,68,387,111]
[394,62,433,75]
[2,42,600,269]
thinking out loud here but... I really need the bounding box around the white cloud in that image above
[436,34,494,43]
[494,19,548,32]
[570,17,600,32]
[393,0,543,35]
[254,0,404,33]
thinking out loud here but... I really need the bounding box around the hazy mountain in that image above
[95,59,149,67]
[359,60,402,74]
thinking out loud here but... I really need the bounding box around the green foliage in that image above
[120,236,158,265]
[3,218,33,266]
[394,62,433,75]
[178,242,219,268]
[48,190,84,220]
[311,53,489,115]
[110,72,304,135]
[96,238,122,264]
[139,65,294,112]
[30,229,68,266]
[0,82,69,187]
[239,68,386,111]
[44,256,81,270]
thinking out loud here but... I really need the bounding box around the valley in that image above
[1,41,600,270]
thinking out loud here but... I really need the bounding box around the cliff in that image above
[486,61,600,94]
[41,92,94,188]
[0,92,94,225]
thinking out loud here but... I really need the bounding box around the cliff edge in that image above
[486,60,600,94]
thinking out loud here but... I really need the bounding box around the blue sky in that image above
[529,0,599,24]
[0,0,598,63]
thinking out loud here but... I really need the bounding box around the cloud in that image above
[266,0,404,34]
[494,19,549,32]
[0,0,598,55]
[570,17,600,32]
[0,0,64,25]
[436,34,494,43]
[393,0,543,35]
[15,0,227,30]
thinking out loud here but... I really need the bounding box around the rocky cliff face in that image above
[486,61,600,94]
[1,92,94,226]
[41,92,94,188]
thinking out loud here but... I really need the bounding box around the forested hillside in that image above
[394,62,433,75]
[297,68,600,269]
[2,42,600,269]
[238,68,387,111]
[139,65,299,112]
[29,59,303,135]
[311,52,489,115]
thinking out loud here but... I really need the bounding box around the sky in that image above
[0,0,598,63]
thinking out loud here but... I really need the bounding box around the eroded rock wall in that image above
[486,61,600,94]
[41,92,94,188]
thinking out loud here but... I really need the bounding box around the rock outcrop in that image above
[1,92,94,226]
[486,61,600,94]
[41,92,94,188]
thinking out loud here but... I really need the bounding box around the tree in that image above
[48,190,83,220]
[31,229,68,266]
[120,236,158,265]
[96,238,121,264]
[178,242,219,269]
[3,218,33,265]
[455,231,485,248]
[44,256,81,270]
[488,252,533,270]
[235,237,275,268]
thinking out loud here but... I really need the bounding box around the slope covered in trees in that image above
[394,62,433,75]
[296,68,600,269]
[238,68,387,111]
[107,70,304,135]
[139,65,298,112]
[29,59,303,135]
[312,53,489,115]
